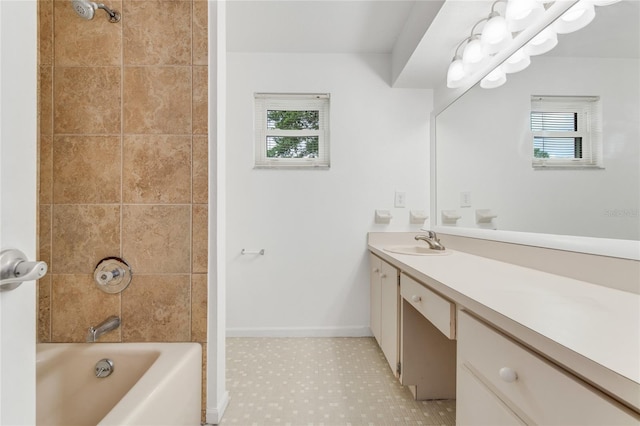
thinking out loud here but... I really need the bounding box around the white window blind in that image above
[531,96,602,169]
[254,93,330,169]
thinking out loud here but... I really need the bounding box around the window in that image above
[254,93,330,168]
[530,96,602,169]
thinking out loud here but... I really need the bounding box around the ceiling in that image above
[226,0,452,87]
[226,0,418,54]
[226,0,640,89]
[548,1,639,59]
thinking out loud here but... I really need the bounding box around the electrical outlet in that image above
[460,191,472,207]
[395,191,406,208]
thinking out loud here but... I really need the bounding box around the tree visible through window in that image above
[255,94,330,168]
[266,110,319,158]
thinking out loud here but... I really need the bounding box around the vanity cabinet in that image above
[457,310,639,425]
[368,235,640,424]
[369,253,399,376]
[369,253,382,345]
[399,273,456,400]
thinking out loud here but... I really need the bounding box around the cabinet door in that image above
[457,365,524,426]
[369,253,382,344]
[380,260,399,376]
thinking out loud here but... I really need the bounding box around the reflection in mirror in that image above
[435,1,639,241]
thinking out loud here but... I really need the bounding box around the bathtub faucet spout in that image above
[87,315,121,342]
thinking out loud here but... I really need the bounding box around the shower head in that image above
[71,0,120,23]
[71,0,96,20]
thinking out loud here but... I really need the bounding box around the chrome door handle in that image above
[0,249,48,291]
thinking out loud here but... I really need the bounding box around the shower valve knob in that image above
[94,257,132,294]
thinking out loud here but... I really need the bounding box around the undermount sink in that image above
[383,245,451,256]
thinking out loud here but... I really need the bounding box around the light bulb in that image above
[481,67,507,89]
[553,1,596,34]
[523,26,558,56]
[447,58,466,89]
[462,36,486,74]
[502,48,531,74]
[481,14,513,55]
[506,0,545,33]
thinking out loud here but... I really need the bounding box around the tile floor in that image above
[220,337,456,426]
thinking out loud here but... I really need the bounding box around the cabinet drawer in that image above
[400,273,455,339]
[457,364,524,425]
[458,311,639,425]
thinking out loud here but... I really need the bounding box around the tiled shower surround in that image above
[37,0,209,418]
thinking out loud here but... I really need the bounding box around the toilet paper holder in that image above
[241,249,265,255]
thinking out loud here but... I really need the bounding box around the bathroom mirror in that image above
[433,1,639,259]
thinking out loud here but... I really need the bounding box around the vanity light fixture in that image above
[445,0,622,90]
[447,54,467,89]
[446,51,467,89]
[505,0,545,32]
[502,48,531,74]
[523,25,558,56]
[553,0,596,34]
[481,2,513,54]
[481,67,507,89]
[462,35,487,73]
[448,0,508,88]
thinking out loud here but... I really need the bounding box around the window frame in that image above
[254,93,330,169]
[530,95,602,169]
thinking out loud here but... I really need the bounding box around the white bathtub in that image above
[36,343,202,426]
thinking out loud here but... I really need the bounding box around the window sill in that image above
[254,164,330,170]
[532,163,605,170]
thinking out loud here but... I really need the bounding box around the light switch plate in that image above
[460,191,471,207]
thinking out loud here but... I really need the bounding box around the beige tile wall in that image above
[37,0,209,418]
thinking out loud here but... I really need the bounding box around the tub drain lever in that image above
[95,359,114,378]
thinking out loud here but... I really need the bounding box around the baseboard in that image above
[226,326,373,338]
[204,391,229,425]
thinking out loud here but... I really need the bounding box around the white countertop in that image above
[368,233,640,411]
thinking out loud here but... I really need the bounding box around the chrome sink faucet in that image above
[87,315,121,342]
[415,231,446,251]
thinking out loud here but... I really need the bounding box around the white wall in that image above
[226,53,432,335]
[436,56,639,240]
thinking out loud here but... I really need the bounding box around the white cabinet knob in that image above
[411,295,422,303]
[380,273,387,278]
[499,367,518,383]
[373,268,379,274]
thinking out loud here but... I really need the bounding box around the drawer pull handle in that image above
[499,367,518,383]
[411,295,422,303]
